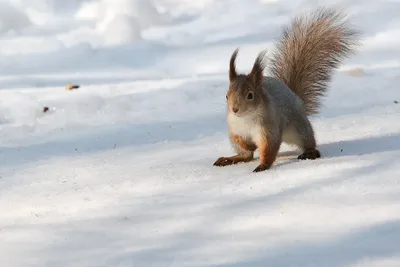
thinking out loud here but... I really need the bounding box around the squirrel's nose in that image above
[232,107,239,113]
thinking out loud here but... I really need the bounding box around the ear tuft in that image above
[249,49,268,88]
[229,48,239,82]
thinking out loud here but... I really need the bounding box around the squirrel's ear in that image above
[249,49,268,89]
[229,48,239,82]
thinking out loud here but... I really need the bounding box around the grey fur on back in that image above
[261,76,306,127]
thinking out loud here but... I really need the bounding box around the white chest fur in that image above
[227,113,264,145]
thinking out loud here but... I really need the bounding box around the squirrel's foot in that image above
[253,164,270,173]
[213,157,237,167]
[298,149,321,160]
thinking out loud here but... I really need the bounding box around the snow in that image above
[1,0,400,266]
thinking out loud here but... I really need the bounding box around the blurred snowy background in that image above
[1,1,400,267]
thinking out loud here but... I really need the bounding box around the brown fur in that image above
[232,134,257,151]
[229,48,239,82]
[255,135,282,172]
[249,50,268,89]
[269,7,360,115]
[213,154,253,166]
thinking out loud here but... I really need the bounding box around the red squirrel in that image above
[214,8,360,172]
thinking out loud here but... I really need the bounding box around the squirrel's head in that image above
[226,48,267,117]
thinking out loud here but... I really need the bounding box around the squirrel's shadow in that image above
[318,133,400,159]
[266,133,400,168]
[245,150,300,168]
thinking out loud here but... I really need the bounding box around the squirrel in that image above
[213,7,360,172]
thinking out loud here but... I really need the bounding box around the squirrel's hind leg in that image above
[283,117,321,160]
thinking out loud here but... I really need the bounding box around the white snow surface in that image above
[1,0,400,266]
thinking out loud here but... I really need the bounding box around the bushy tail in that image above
[269,7,360,115]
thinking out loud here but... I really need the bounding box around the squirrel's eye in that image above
[247,92,254,100]
[226,95,228,100]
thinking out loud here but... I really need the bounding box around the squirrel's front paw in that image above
[253,164,270,173]
[213,157,234,167]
